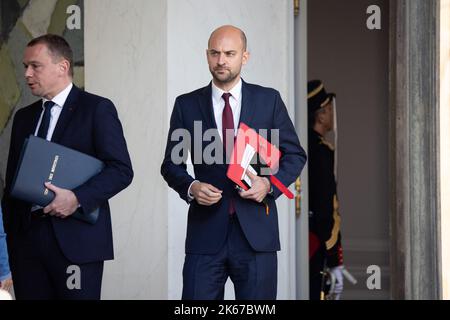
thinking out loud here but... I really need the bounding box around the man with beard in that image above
[161,25,306,300]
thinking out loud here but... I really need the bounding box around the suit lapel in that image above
[198,83,217,130]
[51,85,80,143]
[199,80,256,131]
[27,101,45,137]
[238,80,255,129]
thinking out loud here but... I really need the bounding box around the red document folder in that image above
[226,123,294,199]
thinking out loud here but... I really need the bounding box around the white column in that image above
[390,0,440,299]
[85,0,168,299]
[440,0,450,300]
[294,0,309,300]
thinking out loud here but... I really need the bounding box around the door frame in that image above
[294,0,310,300]
[388,0,441,299]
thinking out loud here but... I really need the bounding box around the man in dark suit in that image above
[1,34,133,299]
[161,25,306,300]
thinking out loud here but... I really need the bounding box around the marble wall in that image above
[85,0,168,299]
[0,0,84,198]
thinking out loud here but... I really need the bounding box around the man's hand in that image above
[190,181,223,206]
[0,277,13,292]
[239,171,271,203]
[43,182,79,218]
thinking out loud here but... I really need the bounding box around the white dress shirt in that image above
[34,83,73,141]
[187,79,243,200]
[211,79,242,140]
[31,83,73,212]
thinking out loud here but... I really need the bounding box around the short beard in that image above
[210,69,240,86]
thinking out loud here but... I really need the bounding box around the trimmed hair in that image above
[27,34,74,77]
[239,29,247,51]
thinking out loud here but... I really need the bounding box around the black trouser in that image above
[182,215,277,300]
[309,247,326,300]
[9,211,103,300]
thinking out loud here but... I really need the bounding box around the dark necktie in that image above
[222,93,234,155]
[222,93,235,214]
[37,101,55,139]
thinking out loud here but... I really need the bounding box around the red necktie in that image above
[222,93,234,157]
[222,93,235,214]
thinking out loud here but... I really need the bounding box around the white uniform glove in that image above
[329,266,344,300]
[0,289,13,300]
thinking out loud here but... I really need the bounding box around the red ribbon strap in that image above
[269,175,294,199]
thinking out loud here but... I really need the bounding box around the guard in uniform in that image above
[307,80,344,300]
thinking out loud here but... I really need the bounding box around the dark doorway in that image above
[308,0,390,299]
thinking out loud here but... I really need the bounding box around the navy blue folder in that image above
[10,135,104,224]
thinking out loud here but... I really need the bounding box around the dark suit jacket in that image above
[161,80,306,254]
[308,129,342,268]
[1,85,133,264]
